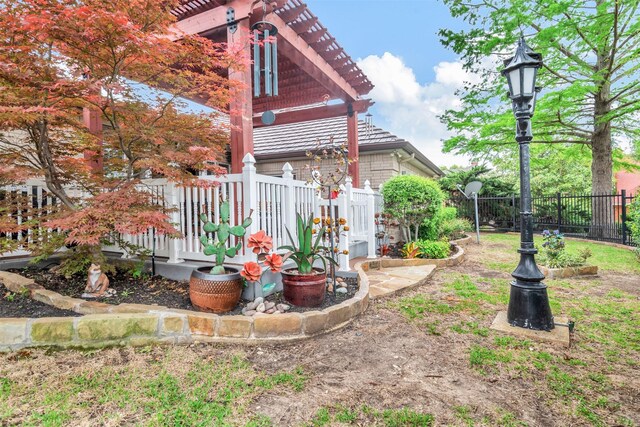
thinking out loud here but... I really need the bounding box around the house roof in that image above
[253,116,444,176]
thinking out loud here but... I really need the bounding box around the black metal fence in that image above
[448,191,637,246]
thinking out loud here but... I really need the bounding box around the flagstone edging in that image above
[0,268,369,351]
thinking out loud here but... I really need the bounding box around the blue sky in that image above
[304,0,473,167]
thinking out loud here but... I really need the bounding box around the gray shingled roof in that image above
[253,116,443,176]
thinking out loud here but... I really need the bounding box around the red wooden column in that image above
[82,107,103,171]
[228,20,254,173]
[347,110,359,188]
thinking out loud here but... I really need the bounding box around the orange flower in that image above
[247,230,273,254]
[241,261,262,282]
[325,217,332,225]
[264,253,283,273]
[343,226,350,231]
[338,218,346,225]
[342,250,349,255]
[313,217,321,224]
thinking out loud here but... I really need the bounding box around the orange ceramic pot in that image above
[189,266,242,313]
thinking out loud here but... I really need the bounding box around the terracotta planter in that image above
[189,266,242,313]
[281,268,326,307]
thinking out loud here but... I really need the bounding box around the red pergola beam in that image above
[171,0,286,38]
[266,13,360,102]
[252,99,373,128]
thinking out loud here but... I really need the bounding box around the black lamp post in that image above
[502,37,554,331]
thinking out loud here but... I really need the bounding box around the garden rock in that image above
[336,287,348,294]
[256,303,266,313]
[243,310,257,317]
[254,297,264,305]
[276,304,290,312]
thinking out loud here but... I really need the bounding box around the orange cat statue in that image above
[81,263,110,298]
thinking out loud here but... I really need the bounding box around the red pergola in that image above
[171,0,373,186]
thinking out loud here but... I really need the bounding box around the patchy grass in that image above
[386,236,639,427]
[307,405,435,426]
[0,352,306,426]
[481,232,640,273]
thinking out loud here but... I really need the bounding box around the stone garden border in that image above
[0,268,369,351]
[0,239,468,351]
[539,265,598,280]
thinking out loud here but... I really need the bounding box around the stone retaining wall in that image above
[0,270,369,351]
[361,243,466,271]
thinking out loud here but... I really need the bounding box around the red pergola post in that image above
[228,20,254,173]
[347,111,359,188]
[82,107,103,171]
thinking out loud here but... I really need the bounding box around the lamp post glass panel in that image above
[501,37,554,331]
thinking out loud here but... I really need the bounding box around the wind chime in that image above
[251,3,279,125]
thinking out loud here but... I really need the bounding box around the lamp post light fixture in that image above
[501,37,554,331]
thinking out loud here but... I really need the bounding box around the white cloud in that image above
[357,53,481,168]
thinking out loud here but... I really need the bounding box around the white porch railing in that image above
[0,154,381,270]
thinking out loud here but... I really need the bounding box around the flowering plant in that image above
[540,229,591,268]
[241,231,283,282]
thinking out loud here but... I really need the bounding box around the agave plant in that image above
[279,213,337,275]
[199,200,252,275]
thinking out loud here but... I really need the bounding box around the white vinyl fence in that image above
[1,154,381,271]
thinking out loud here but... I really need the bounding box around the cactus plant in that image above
[199,200,252,275]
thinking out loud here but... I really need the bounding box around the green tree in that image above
[381,175,445,242]
[438,165,516,197]
[439,0,640,199]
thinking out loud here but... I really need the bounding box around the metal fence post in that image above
[557,192,562,232]
[512,194,517,232]
[621,189,627,245]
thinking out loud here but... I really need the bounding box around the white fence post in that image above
[344,176,353,243]
[338,185,350,271]
[365,180,377,259]
[242,154,259,258]
[282,163,296,245]
[166,182,184,264]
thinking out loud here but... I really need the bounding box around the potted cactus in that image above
[190,200,252,313]
[279,213,338,307]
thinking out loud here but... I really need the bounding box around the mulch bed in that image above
[0,282,81,318]
[6,266,358,317]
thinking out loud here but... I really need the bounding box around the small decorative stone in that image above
[265,308,276,314]
[276,303,290,312]
[337,277,345,283]
[336,287,348,294]
[244,310,257,316]
[246,302,258,311]
[254,297,264,305]
[265,301,276,310]
[257,302,266,312]
[327,283,334,292]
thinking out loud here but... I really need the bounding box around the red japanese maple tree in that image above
[0,0,245,272]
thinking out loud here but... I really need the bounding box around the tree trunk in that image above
[590,61,613,239]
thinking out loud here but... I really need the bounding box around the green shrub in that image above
[629,197,640,261]
[421,206,456,241]
[382,175,445,242]
[538,230,591,268]
[421,206,473,241]
[416,240,451,259]
[440,217,473,240]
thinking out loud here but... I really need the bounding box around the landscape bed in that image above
[4,267,358,317]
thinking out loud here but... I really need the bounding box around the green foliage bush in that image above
[382,175,445,242]
[415,240,451,259]
[538,230,591,268]
[421,206,473,241]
